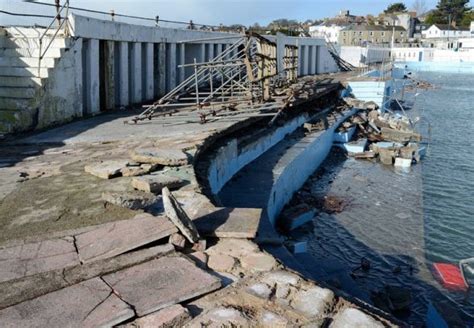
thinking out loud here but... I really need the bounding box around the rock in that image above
[75,213,177,263]
[101,191,158,210]
[263,270,300,287]
[378,149,394,165]
[275,284,291,299]
[84,159,129,179]
[121,166,147,177]
[191,239,207,252]
[132,174,185,193]
[261,311,288,328]
[187,251,208,269]
[187,307,250,327]
[131,148,189,166]
[330,308,384,328]
[102,256,221,316]
[205,238,259,258]
[162,187,200,243]
[241,253,277,272]
[0,278,134,327]
[246,283,272,299]
[169,233,186,249]
[207,253,237,272]
[291,286,335,318]
[132,304,191,328]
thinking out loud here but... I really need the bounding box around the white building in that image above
[309,23,348,44]
[422,24,471,39]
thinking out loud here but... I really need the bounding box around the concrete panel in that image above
[303,45,310,75]
[310,45,317,74]
[86,38,100,114]
[157,42,166,97]
[118,41,129,107]
[131,42,142,103]
[179,43,185,83]
[167,42,177,91]
[103,40,116,110]
[145,42,154,100]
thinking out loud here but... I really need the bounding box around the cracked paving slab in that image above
[0,277,134,328]
[0,238,80,283]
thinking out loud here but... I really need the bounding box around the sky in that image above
[0,0,471,27]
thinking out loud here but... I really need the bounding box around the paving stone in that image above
[131,148,189,166]
[132,304,191,328]
[0,278,134,327]
[132,174,185,193]
[291,286,335,318]
[102,256,221,316]
[84,159,129,179]
[194,207,261,238]
[261,311,288,328]
[169,233,186,249]
[240,252,277,272]
[246,283,272,299]
[0,238,79,283]
[75,213,177,263]
[163,187,201,243]
[187,251,208,269]
[263,270,300,287]
[207,253,236,272]
[330,308,384,328]
[187,307,250,327]
[205,238,259,258]
[101,190,158,210]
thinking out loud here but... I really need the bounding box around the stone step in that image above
[0,87,36,99]
[0,76,43,88]
[0,56,56,68]
[4,26,65,38]
[0,97,34,110]
[0,47,62,58]
[0,36,68,49]
[0,66,49,78]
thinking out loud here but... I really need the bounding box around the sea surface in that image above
[288,71,474,325]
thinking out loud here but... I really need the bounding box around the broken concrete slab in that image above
[162,187,200,243]
[102,255,221,316]
[381,127,421,143]
[330,307,384,328]
[279,204,315,231]
[194,207,261,238]
[206,238,260,259]
[84,159,129,179]
[0,278,134,328]
[126,304,192,328]
[131,148,189,166]
[207,253,237,273]
[102,190,159,210]
[0,244,174,310]
[0,238,79,283]
[131,174,185,193]
[75,213,177,263]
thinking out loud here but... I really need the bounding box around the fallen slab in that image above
[102,255,221,316]
[101,190,159,210]
[131,174,185,193]
[84,159,130,179]
[0,238,80,284]
[381,127,421,143]
[0,278,134,328]
[162,187,200,243]
[75,213,177,263]
[131,148,189,166]
[124,304,192,328]
[194,207,262,238]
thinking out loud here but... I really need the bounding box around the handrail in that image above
[37,0,70,78]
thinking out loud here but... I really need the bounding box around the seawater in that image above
[289,71,474,325]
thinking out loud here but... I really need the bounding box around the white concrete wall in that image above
[392,47,474,62]
[339,46,391,67]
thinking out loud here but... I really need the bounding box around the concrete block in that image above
[131,174,185,193]
[0,238,79,283]
[0,278,134,327]
[131,148,189,166]
[101,190,158,210]
[132,304,191,328]
[330,308,384,328]
[194,207,261,238]
[291,286,335,318]
[84,159,129,179]
[394,157,412,168]
[75,213,177,263]
[286,241,308,254]
[102,256,221,316]
[280,204,315,231]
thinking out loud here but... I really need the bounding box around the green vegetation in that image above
[425,0,472,27]
[384,2,408,13]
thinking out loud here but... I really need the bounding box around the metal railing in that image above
[37,0,70,77]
